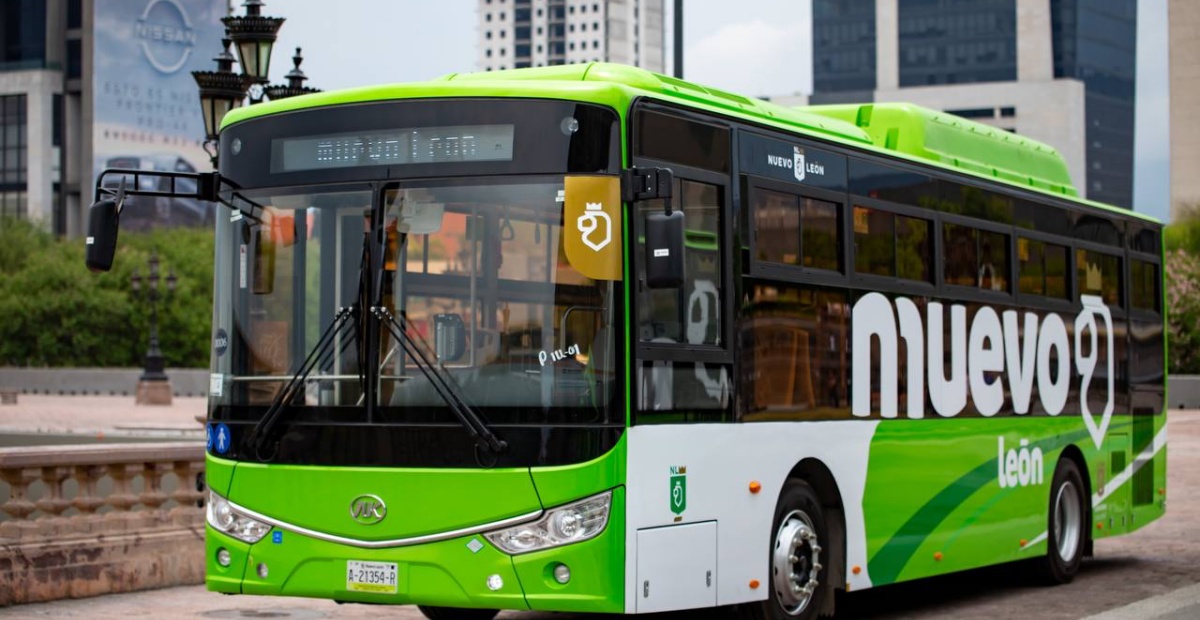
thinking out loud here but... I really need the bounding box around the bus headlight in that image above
[207,490,272,544]
[484,490,611,554]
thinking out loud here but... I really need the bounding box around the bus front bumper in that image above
[206,487,624,614]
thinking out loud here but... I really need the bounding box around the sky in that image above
[256,0,1168,220]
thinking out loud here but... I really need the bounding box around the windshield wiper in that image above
[247,305,360,460]
[371,306,508,456]
[249,234,378,460]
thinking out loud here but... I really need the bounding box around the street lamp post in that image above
[192,1,319,167]
[132,250,178,406]
[192,36,251,166]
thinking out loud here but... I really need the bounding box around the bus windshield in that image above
[209,177,620,462]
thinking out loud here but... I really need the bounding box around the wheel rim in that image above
[772,509,822,616]
[1054,480,1082,562]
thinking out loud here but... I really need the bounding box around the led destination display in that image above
[272,124,515,173]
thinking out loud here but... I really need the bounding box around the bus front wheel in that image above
[1038,458,1087,585]
[738,480,831,620]
[416,606,498,620]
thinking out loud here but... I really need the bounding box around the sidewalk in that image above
[0,585,583,619]
[0,394,207,437]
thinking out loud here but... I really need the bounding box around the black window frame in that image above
[1128,255,1162,316]
[746,175,845,288]
[1073,239,1127,317]
[1014,229,1075,309]
[845,194,936,299]
[938,211,1016,301]
[628,101,735,367]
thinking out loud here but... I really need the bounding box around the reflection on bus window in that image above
[755,188,840,271]
[1018,238,1069,299]
[741,285,848,421]
[1077,248,1122,306]
[943,223,1009,292]
[853,206,930,281]
[380,180,617,421]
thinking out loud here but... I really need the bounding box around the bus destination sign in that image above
[272,124,515,173]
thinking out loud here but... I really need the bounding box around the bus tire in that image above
[416,606,498,620]
[1038,458,1087,585]
[738,480,830,620]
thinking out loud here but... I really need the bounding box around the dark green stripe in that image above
[867,422,1130,584]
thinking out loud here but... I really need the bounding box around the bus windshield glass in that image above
[210,178,619,434]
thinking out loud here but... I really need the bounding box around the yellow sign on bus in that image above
[564,175,623,281]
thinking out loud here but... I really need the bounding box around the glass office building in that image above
[811,0,1138,208]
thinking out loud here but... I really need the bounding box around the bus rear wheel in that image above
[416,606,498,620]
[738,480,830,620]
[1037,458,1086,585]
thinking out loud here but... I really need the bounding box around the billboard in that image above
[93,0,226,229]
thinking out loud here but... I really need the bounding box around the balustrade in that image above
[0,442,205,540]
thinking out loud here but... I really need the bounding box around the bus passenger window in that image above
[1019,238,1069,299]
[979,230,1009,292]
[943,223,977,286]
[740,286,848,421]
[854,206,894,277]
[754,190,840,271]
[1131,260,1160,312]
[1077,249,1122,306]
[853,206,929,281]
[943,224,1009,292]
[1018,238,1045,295]
[802,198,840,271]
[754,189,800,265]
[896,214,931,281]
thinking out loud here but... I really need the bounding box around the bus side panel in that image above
[623,420,881,613]
[862,417,1077,584]
[862,412,1168,585]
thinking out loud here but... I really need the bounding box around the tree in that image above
[0,219,214,368]
[1166,206,1200,374]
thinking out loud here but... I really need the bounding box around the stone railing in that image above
[0,443,206,606]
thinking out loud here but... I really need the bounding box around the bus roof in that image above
[220,62,1157,224]
[801,103,1076,197]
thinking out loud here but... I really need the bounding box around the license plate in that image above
[346,560,398,594]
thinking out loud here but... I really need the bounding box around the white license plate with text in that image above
[346,560,398,594]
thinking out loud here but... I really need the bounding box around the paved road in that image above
[1,399,1197,619]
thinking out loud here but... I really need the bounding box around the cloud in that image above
[684,19,810,98]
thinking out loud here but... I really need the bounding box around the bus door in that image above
[627,105,734,613]
[630,107,735,422]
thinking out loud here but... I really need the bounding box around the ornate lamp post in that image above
[132,250,178,405]
[222,0,285,104]
[192,36,251,166]
[192,1,319,167]
[265,48,320,101]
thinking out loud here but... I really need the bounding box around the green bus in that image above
[87,63,1167,619]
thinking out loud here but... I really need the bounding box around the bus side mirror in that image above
[85,197,121,272]
[622,166,684,288]
[644,210,685,288]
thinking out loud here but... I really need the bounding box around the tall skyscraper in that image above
[1169,0,1199,220]
[811,0,1137,209]
[476,0,665,73]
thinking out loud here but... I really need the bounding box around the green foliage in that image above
[0,222,214,368]
[1165,207,1200,255]
[1166,207,1200,374]
[1166,248,1200,374]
